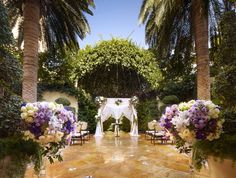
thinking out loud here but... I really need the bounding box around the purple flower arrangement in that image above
[21,102,76,147]
[160,100,224,150]
[160,104,179,129]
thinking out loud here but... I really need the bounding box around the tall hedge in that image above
[213,11,236,121]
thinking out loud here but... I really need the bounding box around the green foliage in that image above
[38,49,75,85]
[5,0,95,50]
[193,134,236,170]
[159,104,167,116]
[120,117,131,132]
[55,97,71,106]
[103,117,115,132]
[0,1,23,138]
[78,64,150,97]
[162,95,179,104]
[74,39,162,90]
[0,48,22,93]
[0,137,42,177]
[137,99,159,131]
[0,0,12,45]
[139,0,220,59]
[158,74,196,102]
[0,94,22,137]
[213,11,236,120]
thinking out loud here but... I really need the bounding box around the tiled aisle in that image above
[25,132,209,178]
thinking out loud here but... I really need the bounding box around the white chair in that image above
[71,122,84,145]
[80,121,90,140]
[151,123,166,145]
[145,120,157,139]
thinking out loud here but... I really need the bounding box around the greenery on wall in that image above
[0,1,12,45]
[55,97,71,106]
[0,2,42,177]
[0,0,22,138]
[38,83,98,133]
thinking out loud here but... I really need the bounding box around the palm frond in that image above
[5,0,95,51]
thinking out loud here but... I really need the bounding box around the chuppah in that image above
[94,96,139,137]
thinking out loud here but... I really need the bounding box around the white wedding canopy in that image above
[95,98,139,137]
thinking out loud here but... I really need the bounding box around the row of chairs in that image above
[145,121,173,145]
[70,121,90,146]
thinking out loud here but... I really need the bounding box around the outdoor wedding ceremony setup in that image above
[1,0,236,178]
[95,97,139,137]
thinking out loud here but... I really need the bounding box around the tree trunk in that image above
[193,0,211,100]
[22,0,40,102]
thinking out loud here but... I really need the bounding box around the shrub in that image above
[55,97,71,106]
[0,94,22,137]
[162,95,179,104]
[103,117,115,131]
[159,104,167,115]
[137,99,159,132]
[120,117,131,132]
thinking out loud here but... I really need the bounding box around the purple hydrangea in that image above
[160,105,179,131]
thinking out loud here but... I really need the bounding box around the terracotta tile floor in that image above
[25,132,210,178]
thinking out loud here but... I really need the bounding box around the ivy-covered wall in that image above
[0,0,22,138]
[41,91,78,115]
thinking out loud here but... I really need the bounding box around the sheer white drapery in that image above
[95,98,138,137]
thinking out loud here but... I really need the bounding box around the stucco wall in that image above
[42,91,78,115]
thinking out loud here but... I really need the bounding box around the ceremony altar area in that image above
[94,97,139,137]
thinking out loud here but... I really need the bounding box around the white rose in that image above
[46,135,54,143]
[48,102,56,110]
[33,106,38,111]
[27,110,35,116]
[25,116,34,123]
[214,108,220,114]
[26,103,34,110]
[21,113,28,119]
[23,131,35,140]
[55,131,64,142]
[21,106,27,112]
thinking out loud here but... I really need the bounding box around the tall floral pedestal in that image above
[208,156,236,178]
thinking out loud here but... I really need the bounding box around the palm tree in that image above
[139,0,222,100]
[5,0,94,102]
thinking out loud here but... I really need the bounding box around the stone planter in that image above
[208,156,236,178]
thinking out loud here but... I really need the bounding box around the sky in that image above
[79,0,147,49]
